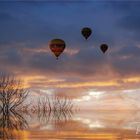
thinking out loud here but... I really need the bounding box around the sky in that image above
[0,1,140,109]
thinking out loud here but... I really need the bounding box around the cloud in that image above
[0,1,140,99]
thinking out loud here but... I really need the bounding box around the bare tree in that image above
[33,94,74,112]
[0,73,28,113]
[52,94,74,111]
[0,109,28,140]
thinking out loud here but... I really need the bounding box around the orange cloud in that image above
[50,80,120,88]
[18,73,140,92]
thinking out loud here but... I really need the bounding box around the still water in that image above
[1,110,140,140]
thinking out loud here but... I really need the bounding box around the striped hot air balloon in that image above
[49,39,66,59]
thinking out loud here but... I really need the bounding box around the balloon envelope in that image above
[81,27,92,40]
[100,44,108,53]
[49,39,66,59]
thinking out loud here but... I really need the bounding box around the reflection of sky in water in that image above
[27,111,140,139]
[1,111,140,139]
[71,111,140,136]
[28,111,140,134]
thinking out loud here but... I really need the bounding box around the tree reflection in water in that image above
[37,109,74,129]
[0,110,28,140]
[0,108,74,139]
[0,74,75,139]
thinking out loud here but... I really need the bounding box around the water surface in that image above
[1,110,140,140]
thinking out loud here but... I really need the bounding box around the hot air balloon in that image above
[81,27,92,40]
[100,44,108,53]
[49,39,66,59]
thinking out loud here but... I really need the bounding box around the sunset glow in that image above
[1,1,140,139]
